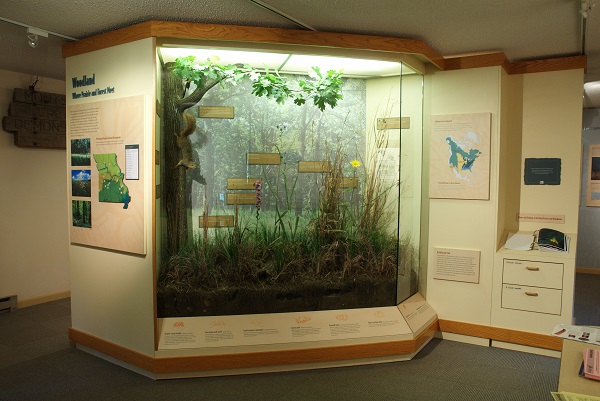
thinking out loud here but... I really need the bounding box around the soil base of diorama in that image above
[157,277,397,317]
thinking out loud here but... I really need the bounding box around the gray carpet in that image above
[574,272,600,326]
[0,296,563,401]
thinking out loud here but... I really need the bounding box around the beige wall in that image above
[67,38,156,356]
[425,66,502,324]
[0,70,70,305]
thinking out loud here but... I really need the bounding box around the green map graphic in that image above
[93,153,131,209]
[445,135,481,182]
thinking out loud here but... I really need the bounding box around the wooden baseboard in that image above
[18,291,70,309]
[70,319,439,375]
[576,267,600,275]
[438,319,562,351]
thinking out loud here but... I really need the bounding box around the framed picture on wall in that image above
[587,144,600,206]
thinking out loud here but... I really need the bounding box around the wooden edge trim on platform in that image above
[576,267,600,275]
[69,320,439,374]
[438,319,562,351]
[69,328,156,372]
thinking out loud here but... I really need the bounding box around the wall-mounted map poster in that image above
[429,113,491,200]
[587,144,600,207]
[67,95,145,254]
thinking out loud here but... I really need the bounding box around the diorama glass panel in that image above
[156,46,422,317]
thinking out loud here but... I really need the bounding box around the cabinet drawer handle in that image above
[526,266,540,271]
[525,291,539,296]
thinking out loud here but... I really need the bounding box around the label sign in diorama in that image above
[68,95,146,255]
[524,158,561,185]
[587,144,600,207]
[2,89,66,149]
[429,113,491,200]
[158,306,411,349]
[376,117,410,130]
[433,247,480,284]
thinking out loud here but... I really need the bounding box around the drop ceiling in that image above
[0,0,598,106]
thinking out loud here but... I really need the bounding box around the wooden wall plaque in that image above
[199,215,234,228]
[298,161,331,173]
[247,153,281,165]
[227,178,262,190]
[2,89,66,149]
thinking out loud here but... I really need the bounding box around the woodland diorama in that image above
[157,50,419,317]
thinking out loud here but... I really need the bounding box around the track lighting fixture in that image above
[26,27,48,49]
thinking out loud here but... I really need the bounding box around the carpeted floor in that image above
[0,295,568,401]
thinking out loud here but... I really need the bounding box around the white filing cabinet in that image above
[492,232,576,334]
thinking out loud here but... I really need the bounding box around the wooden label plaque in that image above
[227,178,262,190]
[377,117,410,130]
[298,161,331,173]
[247,153,281,165]
[340,177,358,188]
[227,193,256,205]
[199,215,234,228]
[199,106,234,119]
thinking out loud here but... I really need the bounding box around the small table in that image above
[558,338,600,396]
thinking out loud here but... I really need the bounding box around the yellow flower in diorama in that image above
[350,160,361,168]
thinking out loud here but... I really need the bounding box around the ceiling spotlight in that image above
[26,27,48,49]
[27,34,38,48]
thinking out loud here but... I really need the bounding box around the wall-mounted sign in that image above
[524,158,561,185]
[587,144,600,207]
[429,113,491,200]
[433,247,480,284]
[2,89,66,149]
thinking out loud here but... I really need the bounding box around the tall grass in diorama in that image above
[158,125,402,300]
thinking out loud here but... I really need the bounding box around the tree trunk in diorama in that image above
[162,62,219,251]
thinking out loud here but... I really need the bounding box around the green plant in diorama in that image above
[162,55,344,253]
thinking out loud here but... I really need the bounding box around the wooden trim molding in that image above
[18,291,71,309]
[63,20,587,75]
[69,319,439,375]
[438,319,563,351]
[576,267,600,275]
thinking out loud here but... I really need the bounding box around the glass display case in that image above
[155,45,424,317]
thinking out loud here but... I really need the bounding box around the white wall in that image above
[0,70,69,305]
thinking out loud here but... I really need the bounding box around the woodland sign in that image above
[2,88,66,149]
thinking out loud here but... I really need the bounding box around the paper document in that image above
[552,324,600,344]
[504,232,534,251]
[551,392,600,401]
[583,348,600,381]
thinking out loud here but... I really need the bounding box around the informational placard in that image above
[524,158,561,185]
[125,144,139,180]
[517,213,565,224]
[429,113,491,200]
[68,95,145,255]
[433,247,480,284]
[158,306,411,350]
[397,293,437,333]
[587,144,600,207]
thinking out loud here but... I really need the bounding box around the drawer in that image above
[501,284,562,315]
[503,259,563,289]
